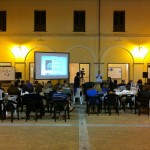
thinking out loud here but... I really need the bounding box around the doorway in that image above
[69,63,90,83]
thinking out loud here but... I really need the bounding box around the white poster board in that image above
[0,67,15,81]
[108,67,122,79]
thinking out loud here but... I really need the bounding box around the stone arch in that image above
[25,44,54,62]
[66,45,96,62]
[101,45,134,63]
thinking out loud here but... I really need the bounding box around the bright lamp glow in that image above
[11,46,28,58]
[132,46,148,58]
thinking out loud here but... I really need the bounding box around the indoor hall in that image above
[0,103,150,150]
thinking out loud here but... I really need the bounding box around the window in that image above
[74,11,85,32]
[113,11,125,32]
[0,11,6,32]
[34,10,46,32]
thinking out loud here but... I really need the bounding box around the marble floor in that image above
[0,102,150,150]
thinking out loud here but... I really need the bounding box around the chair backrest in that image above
[7,95,18,102]
[63,87,71,94]
[22,94,43,108]
[126,94,134,101]
[138,95,150,104]
[52,94,68,111]
[52,92,68,101]
[1,100,17,111]
[106,93,119,105]
[88,96,100,105]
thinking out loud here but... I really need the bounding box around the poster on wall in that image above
[108,67,122,79]
[148,67,150,79]
[0,67,15,81]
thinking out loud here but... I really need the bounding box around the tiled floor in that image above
[0,102,150,150]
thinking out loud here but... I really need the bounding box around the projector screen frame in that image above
[34,51,70,80]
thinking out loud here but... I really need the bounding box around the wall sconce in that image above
[132,46,148,59]
[11,45,29,58]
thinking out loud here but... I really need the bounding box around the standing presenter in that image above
[96,71,103,83]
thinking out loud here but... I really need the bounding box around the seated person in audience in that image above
[101,82,109,94]
[26,80,34,91]
[0,83,5,99]
[137,79,143,89]
[7,81,20,96]
[62,79,69,88]
[118,80,126,91]
[52,86,75,112]
[35,82,47,105]
[19,80,28,93]
[87,83,97,96]
[113,79,118,89]
[42,80,53,94]
[126,83,131,91]
[107,77,115,92]
[15,79,21,88]
[22,87,45,116]
[94,83,104,96]
[138,83,150,97]
[86,83,102,105]
[136,83,150,112]
[35,83,45,96]
[53,82,61,92]
[119,80,126,86]
[137,79,143,85]
[127,80,134,87]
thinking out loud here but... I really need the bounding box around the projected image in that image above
[35,52,69,80]
[45,60,52,70]
[41,56,67,76]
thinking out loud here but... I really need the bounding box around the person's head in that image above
[28,87,34,93]
[114,79,117,84]
[35,83,42,93]
[63,80,67,84]
[107,77,112,82]
[137,79,142,85]
[121,80,125,84]
[126,84,131,91]
[94,83,101,91]
[76,72,80,77]
[57,86,63,92]
[21,80,25,85]
[143,83,150,91]
[88,82,95,89]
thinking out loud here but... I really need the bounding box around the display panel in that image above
[35,52,69,80]
[0,67,15,81]
[108,67,122,79]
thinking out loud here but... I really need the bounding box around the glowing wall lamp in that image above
[131,46,148,59]
[11,46,29,58]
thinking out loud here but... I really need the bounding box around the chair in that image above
[135,95,150,116]
[120,94,135,112]
[52,97,70,122]
[0,89,5,100]
[73,88,84,104]
[44,91,55,113]
[104,93,119,116]
[87,96,102,116]
[63,87,72,100]
[22,94,44,122]
[1,99,19,123]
